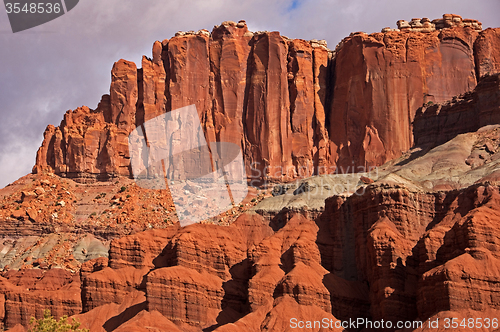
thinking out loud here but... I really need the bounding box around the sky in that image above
[0,0,499,188]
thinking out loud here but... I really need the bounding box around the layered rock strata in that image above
[0,269,81,329]
[381,14,483,33]
[413,73,500,148]
[1,179,500,330]
[322,182,500,324]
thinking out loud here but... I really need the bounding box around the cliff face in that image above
[0,270,81,329]
[33,16,500,184]
[330,26,479,169]
[413,73,500,148]
[475,28,500,77]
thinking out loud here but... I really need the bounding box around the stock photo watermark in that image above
[3,0,79,32]
[290,316,499,330]
[128,105,248,227]
[128,105,378,227]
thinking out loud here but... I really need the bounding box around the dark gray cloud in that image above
[0,0,498,188]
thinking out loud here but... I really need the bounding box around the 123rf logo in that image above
[3,0,78,32]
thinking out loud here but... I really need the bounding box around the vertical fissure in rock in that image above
[136,67,145,128]
[161,40,171,114]
[242,38,255,181]
[324,51,335,141]
[342,198,358,281]
[287,43,297,135]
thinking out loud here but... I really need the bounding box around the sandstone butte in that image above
[0,14,498,332]
[32,16,500,184]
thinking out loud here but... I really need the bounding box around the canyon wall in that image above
[33,16,500,184]
[330,25,478,169]
[320,182,500,323]
[413,73,500,148]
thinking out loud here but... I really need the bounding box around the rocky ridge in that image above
[381,14,483,33]
[33,16,500,184]
[6,150,500,331]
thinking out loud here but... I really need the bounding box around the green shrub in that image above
[120,186,127,193]
[28,309,89,332]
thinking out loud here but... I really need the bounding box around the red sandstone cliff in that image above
[413,73,500,147]
[330,26,478,169]
[33,16,500,184]
[3,14,500,332]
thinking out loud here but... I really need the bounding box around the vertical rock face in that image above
[324,185,435,321]
[209,22,252,180]
[139,41,168,124]
[413,73,500,148]
[474,28,500,78]
[110,60,138,133]
[287,40,316,178]
[330,27,479,170]
[414,184,500,318]
[146,266,224,329]
[166,33,214,165]
[81,266,148,312]
[33,18,500,184]
[245,32,294,182]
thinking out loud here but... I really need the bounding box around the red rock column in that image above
[244,32,294,183]
[140,41,167,124]
[287,39,315,178]
[110,59,138,175]
[164,33,215,180]
[209,21,253,182]
[474,28,500,78]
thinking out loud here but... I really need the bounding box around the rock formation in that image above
[383,14,483,33]
[32,17,500,184]
[5,177,500,330]
[413,73,500,148]
[475,28,500,77]
[2,14,500,332]
[330,14,495,170]
[0,269,81,329]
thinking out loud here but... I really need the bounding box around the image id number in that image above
[443,317,498,329]
[5,2,61,14]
